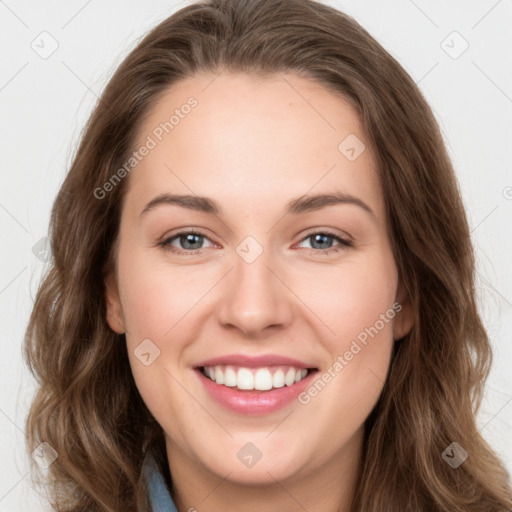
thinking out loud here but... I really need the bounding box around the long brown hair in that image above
[24,0,512,510]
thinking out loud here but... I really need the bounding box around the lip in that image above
[193,355,318,415]
[194,353,314,369]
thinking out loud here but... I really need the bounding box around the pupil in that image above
[312,234,332,249]
[182,234,202,250]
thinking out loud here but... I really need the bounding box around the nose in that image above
[215,246,294,338]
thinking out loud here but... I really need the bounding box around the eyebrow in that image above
[140,191,375,218]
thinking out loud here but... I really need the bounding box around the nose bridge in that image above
[215,235,293,335]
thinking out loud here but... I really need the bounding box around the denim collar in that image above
[141,448,178,512]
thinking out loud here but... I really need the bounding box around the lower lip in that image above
[195,368,317,415]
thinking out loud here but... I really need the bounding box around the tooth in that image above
[205,364,309,389]
[224,366,237,387]
[237,368,254,390]
[214,366,224,385]
[254,368,273,390]
[284,368,296,386]
[272,369,285,388]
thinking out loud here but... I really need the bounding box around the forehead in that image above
[125,71,384,221]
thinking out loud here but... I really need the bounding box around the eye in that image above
[296,230,352,255]
[158,229,352,256]
[158,230,215,255]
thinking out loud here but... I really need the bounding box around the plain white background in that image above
[1,0,511,510]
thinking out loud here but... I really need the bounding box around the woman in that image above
[24,0,512,510]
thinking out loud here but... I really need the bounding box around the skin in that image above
[105,72,414,512]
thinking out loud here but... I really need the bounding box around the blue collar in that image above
[141,449,179,512]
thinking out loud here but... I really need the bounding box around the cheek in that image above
[293,249,397,414]
[117,247,203,343]
[300,249,398,349]
[118,261,193,446]
[116,246,215,431]
[119,237,398,364]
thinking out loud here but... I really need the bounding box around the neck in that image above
[165,427,364,512]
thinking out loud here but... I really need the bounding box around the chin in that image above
[200,440,311,486]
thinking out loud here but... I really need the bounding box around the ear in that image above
[104,270,126,334]
[393,283,414,341]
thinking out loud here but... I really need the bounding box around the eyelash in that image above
[157,229,353,256]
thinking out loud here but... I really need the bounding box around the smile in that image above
[193,354,319,414]
[201,364,310,391]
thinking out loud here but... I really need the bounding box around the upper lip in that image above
[194,354,316,369]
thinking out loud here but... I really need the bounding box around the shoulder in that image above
[141,448,179,512]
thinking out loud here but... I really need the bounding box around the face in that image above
[105,72,413,486]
